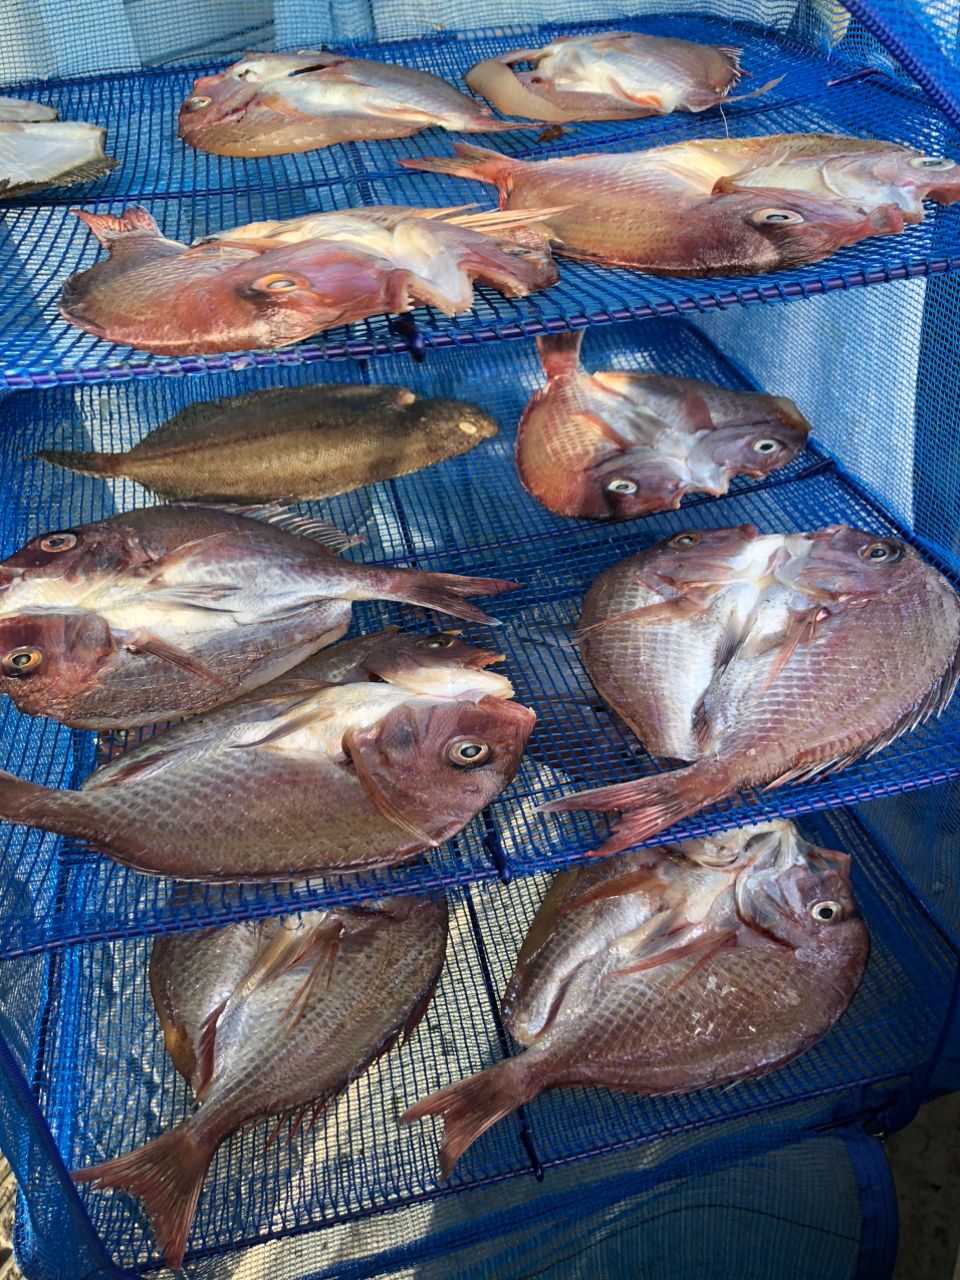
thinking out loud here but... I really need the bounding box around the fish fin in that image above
[241,917,344,998]
[397,141,516,195]
[577,593,712,636]
[606,925,739,981]
[692,73,783,111]
[535,330,584,379]
[229,707,327,750]
[193,1002,227,1102]
[254,89,317,121]
[758,606,825,694]
[121,629,230,687]
[72,1126,214,1270]
[342,723,437,846]
[557,864,666,915]
[540,759,732,852]
[39,151,117,190]
[400,1056,529,1182]
[605,83,664,110]
[138,584,241,613]
[0,770,65,832]
[371,567,518,626]
[442,205,569,232]
[32,448,121,479]
[82,739,198,789]
[664,928,741,991]
[258,508,365,552]
[72,205,159,245]
[400,974,445,1048]
[675,387,715,434]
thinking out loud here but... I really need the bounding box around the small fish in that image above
[75,894,449,1268]
[517,331,809,519]
[0,96,59,123]
[59,203,559,355]
[0,506,518,727]
[543,524,960,852]
[466,33,781,123]
[36,382,499,502]
[400,140,909,276]
[179,51,531,156]
[0,628,535,879]
[402,820,867,1179]
[0,119,116,198]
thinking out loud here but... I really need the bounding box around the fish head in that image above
[348,694,535,843]
[576,453,685,520]
[641,524,783,590]
[359,630,515,699]
[0,520,139,600]
[0,610,115,719]
[783,525,926,599]
[830,148,960,211]
[417,398,500,445]
[704,185,906,273]
[686,404,810,483]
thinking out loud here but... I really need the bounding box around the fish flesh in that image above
[59,203,559,355]
[543,524,960,852]
[0,119,116,198]
[466,33,781,123]
[399,133,960,274]
[179,51,530,156]
[0,505,518,727]
[403,820,867,1179]
[76,893,449,1268]
[0,96,59,123]
[35,382,499,502]
[0,628,534,878]
[517,331,809,519]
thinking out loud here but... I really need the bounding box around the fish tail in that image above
[361,567,520,626]
[33,448,122,479]
[73,1126,214,1270]
[397,142,515,191]
[400,1056,531,1181]
[541,760,733,853]
[71,205,159,246]
[0,770,84,836]
[536,329,585,379]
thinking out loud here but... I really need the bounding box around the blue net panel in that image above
[5,807,947,1276]
[0,317,956,953]
[0,12,959,385]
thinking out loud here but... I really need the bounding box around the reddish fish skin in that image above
[0,506,518,727]
[517,330,809,519]
[399,143,907,276]
[179,51,529,156]
[59,205,558,356]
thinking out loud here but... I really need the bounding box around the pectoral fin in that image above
[121,629,229,686]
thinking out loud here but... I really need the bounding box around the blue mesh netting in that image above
[4,807,935,1276]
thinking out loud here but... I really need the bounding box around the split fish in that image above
[179,51,531,155]
[543,524,960,852]
[0,119,116,198]
[466,32,781,123]
[0,628,535,878]
[517,330,809,519]
[59,203,559,354]
[0,96,59,123]
[35,382,499,502]
[75,893,449,1268]
[403,820,867,1178]
[0,505,518,726]
[400,139,914,275]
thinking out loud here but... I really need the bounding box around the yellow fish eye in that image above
[251,273,306,294]
[39,532,78,553]
[2,648,43,676]
[447,740,492,767]
[185,95,212,111]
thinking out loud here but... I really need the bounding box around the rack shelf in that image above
[0,13,959,387]
[0,317,956,955]
[19,807,951,1274]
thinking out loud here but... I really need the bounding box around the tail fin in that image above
[397,142,515,191]
[72,1125,214,1270]
[541,759,733,854]
[400,1056,529,1181]
[366,568,519,626]
[536,330,585,379]
[72,205,160,246]
[34,448,121,479]
[0,770,77,835]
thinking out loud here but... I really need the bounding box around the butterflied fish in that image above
[0,628,534,878]
[517,330,809,519]
[0,119,116,198]
[75,894,449,1268]
[0,96,59,123]
[466,33,781,124]
[400,140,910,275]
[0,506,518,726]
[59,203,559,355]
[179,51,531,156]
[403,819,867,1178]
[36,382,499,502]
[543,524,960,852]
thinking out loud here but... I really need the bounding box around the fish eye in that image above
[669,531,701,548]
[750,208,805,226]
[458,420,479,435]
[859,540,904,564]
[606,478,638,494]
[446,739,492,767]
[251,273,306,294]
[39,532,77,553]
[811,900,841,923]
[2,647,43,676]
[185,95,212,111]
[418,634,456,650]
[910,155,954,170]
[752,438,780,454]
